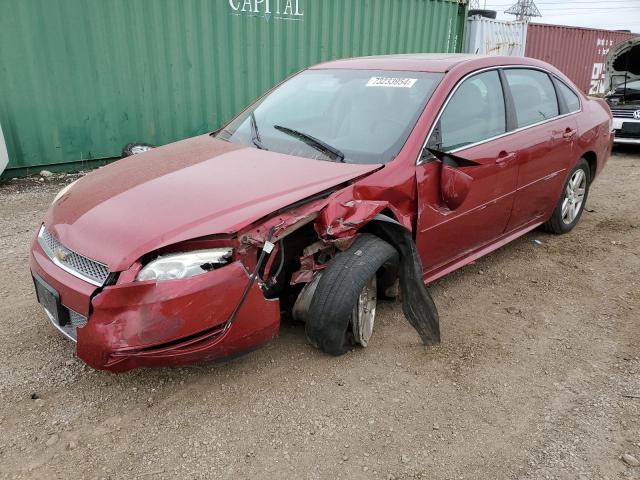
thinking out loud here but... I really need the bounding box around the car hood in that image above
[45,135,381,271]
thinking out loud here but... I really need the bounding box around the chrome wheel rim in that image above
[351,275,377,347]
[561,169,587,225]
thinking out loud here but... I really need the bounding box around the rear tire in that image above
[305,234,397,356]
[542,158,591,234]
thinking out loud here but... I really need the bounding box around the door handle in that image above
[563,128,577,139]
[496,151,516,164]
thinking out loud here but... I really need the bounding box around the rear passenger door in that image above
[502,68,579,232]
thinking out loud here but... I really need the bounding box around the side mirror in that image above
[440,163,473,210]
[427,148,480,211]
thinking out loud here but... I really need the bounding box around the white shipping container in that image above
[466,16,528,57]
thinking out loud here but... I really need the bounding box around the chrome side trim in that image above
[416,65,583,165]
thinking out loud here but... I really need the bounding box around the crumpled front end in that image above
[80,262,280,372]
[30,228,280,373]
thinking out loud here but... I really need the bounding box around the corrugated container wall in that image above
[525,23,637,95]
[0,0,467,176]
[465,16,527,56]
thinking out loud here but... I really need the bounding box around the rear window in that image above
[555,80,581,113]
[505,69,559,128]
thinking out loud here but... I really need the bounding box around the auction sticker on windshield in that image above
[366,77,417,88]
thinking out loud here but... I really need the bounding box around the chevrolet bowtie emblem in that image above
[53,246,70,262]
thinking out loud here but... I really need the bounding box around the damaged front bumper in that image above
[30,238,280,373]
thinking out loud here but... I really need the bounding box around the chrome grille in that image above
[611,108,639,119]
[38,226,110,286]
[69,309,88,328]
[43,308,78,342]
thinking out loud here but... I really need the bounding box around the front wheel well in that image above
[582,151,597,181]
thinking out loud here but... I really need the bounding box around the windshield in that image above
[217,69,443,164]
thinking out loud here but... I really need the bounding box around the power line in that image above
[486,2,639,7]
[537,0,638,3]
[538,5,640,9]
[484,0,637,6]
[486,0,639,4]
[538,9,640,14]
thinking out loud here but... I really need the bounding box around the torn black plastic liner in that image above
[364,215,441,345]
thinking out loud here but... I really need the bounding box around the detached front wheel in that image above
[305,234,397,355]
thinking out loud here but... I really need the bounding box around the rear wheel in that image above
[305,234,397,355]
[542,158,591,234]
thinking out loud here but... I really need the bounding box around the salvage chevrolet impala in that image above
[30,55,613,372]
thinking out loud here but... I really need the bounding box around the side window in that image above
[437,70,506,151]
[555,79,581,113]
[505,69,559,128]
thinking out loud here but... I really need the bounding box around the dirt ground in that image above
[0,149,638,480]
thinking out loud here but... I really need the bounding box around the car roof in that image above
[309,53,536,73]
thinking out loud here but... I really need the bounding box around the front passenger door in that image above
[416,69,519,277]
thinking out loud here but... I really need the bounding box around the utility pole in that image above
[505,0,542,21]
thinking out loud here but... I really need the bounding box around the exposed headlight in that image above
[53,179,79,204]
[136,249,233,282]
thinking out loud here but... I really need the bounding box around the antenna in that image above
[505,0,542,21]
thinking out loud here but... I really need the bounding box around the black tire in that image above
[121,143,156,158]
[305,234,397,356]
[468,9,497,18]
[542,158,591,234]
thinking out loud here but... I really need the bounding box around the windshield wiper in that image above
[250,112,267,151]
[273,125,344,163]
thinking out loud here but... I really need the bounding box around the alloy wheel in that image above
[351,275,377,347]
[561,169,587,225]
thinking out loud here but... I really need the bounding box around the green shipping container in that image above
[0,0,467,176]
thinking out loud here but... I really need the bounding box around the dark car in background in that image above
[30,54,613,372]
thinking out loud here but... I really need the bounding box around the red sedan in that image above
[30,55,613,372]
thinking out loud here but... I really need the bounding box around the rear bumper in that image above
[30,236,280,372]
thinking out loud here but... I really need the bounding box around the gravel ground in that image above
[0,149,638,480]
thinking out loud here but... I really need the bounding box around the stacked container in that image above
[0,0,467,176]
[466,16,528,56]
[525,23,637,95]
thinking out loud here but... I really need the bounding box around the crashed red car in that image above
[30,54,613,372]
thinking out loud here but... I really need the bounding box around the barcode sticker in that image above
[366,77,417,88]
